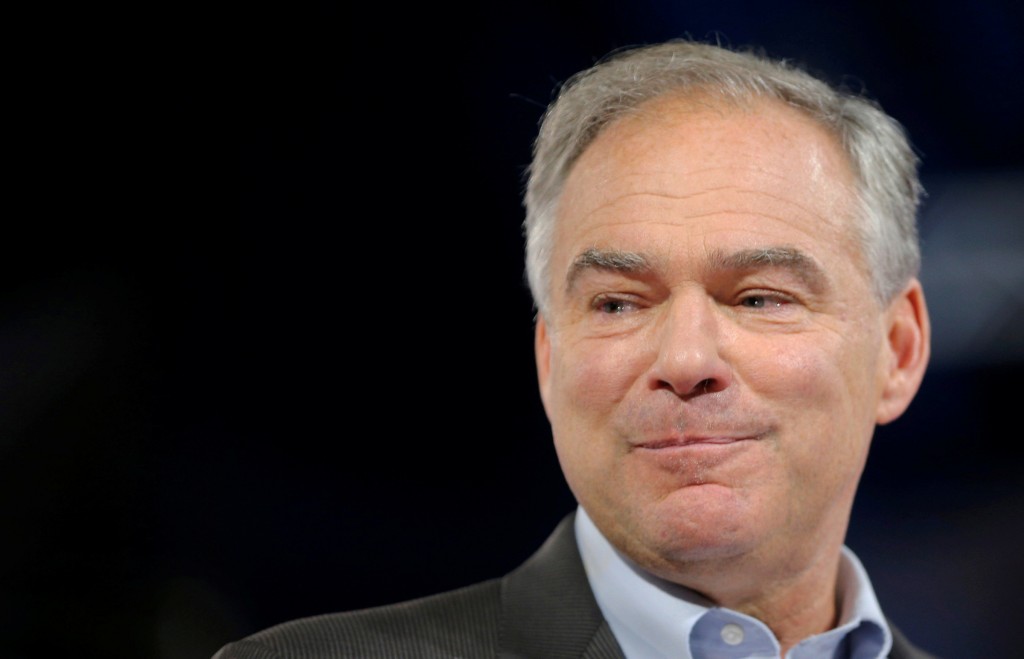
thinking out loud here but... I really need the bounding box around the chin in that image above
[626,488,766,566]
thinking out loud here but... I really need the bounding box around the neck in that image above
[732,564,841,655]
[644,539,845,655]
[707,548,844,655]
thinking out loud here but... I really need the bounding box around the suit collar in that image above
[498,510,624,659]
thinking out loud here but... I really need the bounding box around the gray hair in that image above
[523,38,924,317]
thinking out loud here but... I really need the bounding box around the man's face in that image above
[535,96,922,592]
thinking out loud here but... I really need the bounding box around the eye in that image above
[598,299,628,314]
[592,295,637,314]
[738,292,791,310]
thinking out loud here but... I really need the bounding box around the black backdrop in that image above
[4,2,1023,658]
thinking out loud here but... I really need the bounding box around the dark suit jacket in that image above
[212,511,939,658]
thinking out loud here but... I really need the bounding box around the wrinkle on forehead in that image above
[558,97,860,222]
[574,185,844,232]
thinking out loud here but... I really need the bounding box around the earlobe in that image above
[876,279,931,425]
[535,315,552,413]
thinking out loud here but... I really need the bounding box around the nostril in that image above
[681,378,722,400]
[656,377,719,397]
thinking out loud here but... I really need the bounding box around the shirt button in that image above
[720,623,745,645]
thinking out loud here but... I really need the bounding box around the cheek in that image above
[744,344,832,401]
[546,335,648,495]
[741,334,880,491]
[742,326,879,414]
[555,335,646,411]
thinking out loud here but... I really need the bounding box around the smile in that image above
[633,435,760,450]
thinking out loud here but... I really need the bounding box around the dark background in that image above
[4,1,1023,658]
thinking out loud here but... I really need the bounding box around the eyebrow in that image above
[708,246,829,293]
[565,248,655,294]
[564,245,829,294]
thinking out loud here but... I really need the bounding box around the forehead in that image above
[551,94,862,282]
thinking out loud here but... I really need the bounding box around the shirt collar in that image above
[574,505,893,659]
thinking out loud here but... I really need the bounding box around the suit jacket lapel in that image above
[497,511,625,659]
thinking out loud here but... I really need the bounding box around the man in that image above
[214,38,936,658]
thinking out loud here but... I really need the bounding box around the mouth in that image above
[627,434,764,478]
[633,435,760,450]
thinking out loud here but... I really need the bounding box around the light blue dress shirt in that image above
[575,506,892,659]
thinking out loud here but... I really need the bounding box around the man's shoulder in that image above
[213,578,504,659]
[210,512,599,659]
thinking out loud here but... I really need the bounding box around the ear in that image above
[535,314,553,415]
[876,278,931,425]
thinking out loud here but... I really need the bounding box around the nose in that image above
[647,293,732,399]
